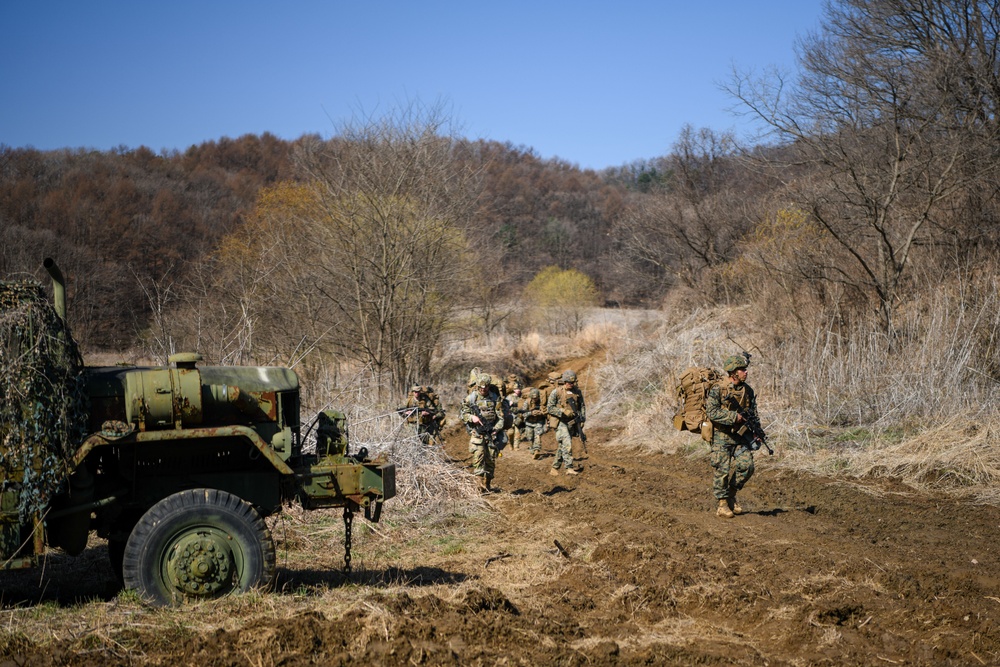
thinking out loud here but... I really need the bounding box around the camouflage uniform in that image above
[461,374,506,491]
[423,386,446,443]
[546,370,584,475]
[521,387,547,459]
[400,385,443,445]
[538,372,560,435]
[705,355,759,516]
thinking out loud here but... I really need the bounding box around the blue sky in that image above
[1,1,823,171]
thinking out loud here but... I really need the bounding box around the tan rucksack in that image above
[673,366,724,438]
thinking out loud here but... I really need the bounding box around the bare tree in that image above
[729,0,1000,337]
[292,102,485,393]
[612,126,750,300]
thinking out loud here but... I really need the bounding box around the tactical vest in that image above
[706,377,754,444]
[522,393,544,422]
[719,377,750,412]
[464,391,503,428]
[554,386,581,420]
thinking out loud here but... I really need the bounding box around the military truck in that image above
[0,259,395,605]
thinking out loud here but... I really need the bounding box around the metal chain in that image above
[343,505,353,575]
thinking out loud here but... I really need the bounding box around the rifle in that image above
[465,401,505,455]
[564,391,588,455]
[734,407,772,455]
[397,405,435,428]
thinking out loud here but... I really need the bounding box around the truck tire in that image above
[122,488,276,606]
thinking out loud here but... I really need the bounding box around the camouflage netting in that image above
[0,280,88,520]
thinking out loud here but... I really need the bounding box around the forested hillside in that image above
[0,134,630,351]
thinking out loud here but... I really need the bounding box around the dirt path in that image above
[4,361,1000,666]
[388,418,998,667]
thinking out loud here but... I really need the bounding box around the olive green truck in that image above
[0,259,395,605]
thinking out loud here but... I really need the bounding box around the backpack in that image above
[673,366,724,435]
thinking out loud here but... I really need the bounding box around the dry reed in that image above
[588,275,1000,503]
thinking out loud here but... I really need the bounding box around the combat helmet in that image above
[562,370,577,383]
[723,354,749,373]
[529,387,540,399]
[410,384,422,393]
[476,373,492,389]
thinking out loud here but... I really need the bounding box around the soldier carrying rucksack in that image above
[521,387,547,459]
[705,354,765,519]
[399,385,443,446]
[546,370,584,475]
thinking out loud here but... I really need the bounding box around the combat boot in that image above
[565,467,579,475]
[716,498,734,519]
[728,494,744,515]
[532,451,541,460]
[549,467,560,477]
[478,476,489,493]
[484,477,493,493]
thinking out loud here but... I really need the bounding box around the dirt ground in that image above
[3,363,1000,666]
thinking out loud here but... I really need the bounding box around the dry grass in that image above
[587,282,1000,504]
[781,409,1000,504]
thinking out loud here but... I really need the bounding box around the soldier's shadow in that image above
[752,506,815,516]
[753,508,787,517]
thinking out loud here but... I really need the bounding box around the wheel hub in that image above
[169,533,233,596]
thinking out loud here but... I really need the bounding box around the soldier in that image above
[504,381,524,450]
[503,373,521,398]
[469,367,503,396]
[546,369,585,475]
[461,373,506,492]
[399,385,442,445]
[705,354,762,518]
[539,371,561,435]
[424,385,446,444]
[521,387,547,459]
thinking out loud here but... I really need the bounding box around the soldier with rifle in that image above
[424,386,447,443]
[546,369,585,476]
[398,385,444,446]
[705,353,769,518]
[461,373,506,493]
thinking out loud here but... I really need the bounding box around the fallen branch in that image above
[485,552,512,568]
[553,539,570,558]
